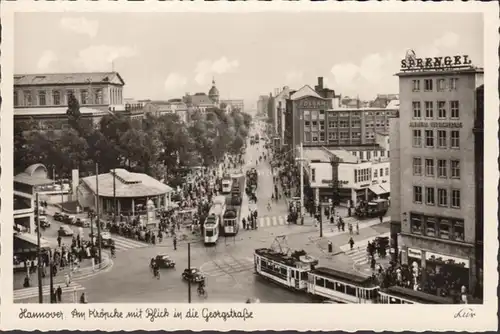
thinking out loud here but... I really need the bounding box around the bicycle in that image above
[197,286,207,298]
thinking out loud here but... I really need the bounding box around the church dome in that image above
[208,78,219,101]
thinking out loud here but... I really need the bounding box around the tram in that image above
[223,206,240,236]
[203,196,226,244]
[254,248,318,291]
[221,175,232,194]
[378,286,453,304]
[306,267,379,304]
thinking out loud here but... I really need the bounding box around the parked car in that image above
[53,212,64,222]
[63,214,76,225]
[58,225,74,237]
[37,216,51,228]
[182,268,205,283]
[155,254,176,269]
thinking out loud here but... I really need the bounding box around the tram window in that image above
[325,279,335,290]
[365,289,372,300]
[389,297,402,304]
[280,267,287,276]
[206,230,213,237]
[402,300,413,304]
[316,277,325,287]
[335,282,346,293]
[346,285,357,296]
[301,271,308,280]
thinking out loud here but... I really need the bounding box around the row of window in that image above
[412,100,460,119]
[373,167,389,178]
[410,213,465,242]
[303,110,397,118]
[354,168,371,183]
[14,89,104,107]
[14,88,123,107]
[352,150,389,160]
[412,158,460,179]
[412,78,458,92]
[413,186,461,208]
[412,129,460,149]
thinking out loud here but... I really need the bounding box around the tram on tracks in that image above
[203,196,226,244]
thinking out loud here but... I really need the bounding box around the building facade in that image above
[303,147,390,207]
[390,55,483,296]
[14,72,125,130]
[220,99,245,112]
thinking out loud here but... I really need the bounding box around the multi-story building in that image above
[143,100,189,122]
[303,147,390,207]
[390,53,483,297]
[257,95,269,117]
[14,72,125,130]
[220,99,245,112]
[285,85,398,152]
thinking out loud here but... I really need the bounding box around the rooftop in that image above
[290,85,323,100]
[395,67,484,77]
[14,163,53,187]
[327,149,359,164]
[302,147,332,162]
[14,72,125,86]
[80,168,173,198]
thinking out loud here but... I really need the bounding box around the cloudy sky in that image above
[15,12,483,109]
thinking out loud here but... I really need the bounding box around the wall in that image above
[14,83,117,108]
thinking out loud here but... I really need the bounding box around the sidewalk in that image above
[14,253,112,290]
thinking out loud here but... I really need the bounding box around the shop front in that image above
[401,245,473,299]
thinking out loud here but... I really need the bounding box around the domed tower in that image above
[208,77,220,104]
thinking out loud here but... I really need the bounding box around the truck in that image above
[354,198,389,218]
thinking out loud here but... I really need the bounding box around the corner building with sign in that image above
[390,60,484,298]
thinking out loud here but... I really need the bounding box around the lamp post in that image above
[35,193,43,303]
[95,163,102,264]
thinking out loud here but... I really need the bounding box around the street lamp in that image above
[294,142,305,219]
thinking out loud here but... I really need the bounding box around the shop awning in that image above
[369,184,389,195]
[14,233,52,254]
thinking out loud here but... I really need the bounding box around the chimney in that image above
[318,77,324,90]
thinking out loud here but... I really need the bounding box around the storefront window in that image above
[411,215,422,234]
[425,217,436,237]
[439,219,450,239]
[453,220,465,241]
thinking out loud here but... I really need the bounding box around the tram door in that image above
[289,269,295,288]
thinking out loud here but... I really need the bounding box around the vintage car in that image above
[89,231,114,248]
[37,216,51,228]
[155,254,176,269]
[181,268,205,283]
[53,212,64,222]
[64,215,77,225]
[58,225,74,237]
[76,218,91,228]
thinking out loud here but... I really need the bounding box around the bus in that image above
[306,267,379,304]
[203,196,226,244]
[223,206,240,236]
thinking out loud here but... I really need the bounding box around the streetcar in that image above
[223,206,240,236]
[203,195,226,244]
[221,176,232,194]
[378,285,453,304]
[254,248,318,291]
[306,267,379,304]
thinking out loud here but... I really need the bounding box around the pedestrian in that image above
[57,236,62,248]
[56,285,63,303]
[242,217,246,230]
[80,292,87,304]
[341,222,345,232]
[349,237,355,250]
[356,222,360,235]
[65,273,70,287]
[173,236,177,251]
[348,223,353,235]
[51,288,57,303]
[379,214,383,224]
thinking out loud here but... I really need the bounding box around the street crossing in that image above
[341,232,390,265]
[240,215,289,229]
[201,256,254,278]
[112,235,149,252]
[14,281,85,302]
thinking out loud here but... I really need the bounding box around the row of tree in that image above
[14,95,252,181]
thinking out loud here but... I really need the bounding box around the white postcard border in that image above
[0,0,498,331]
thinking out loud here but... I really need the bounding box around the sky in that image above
[14,12,484,109]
